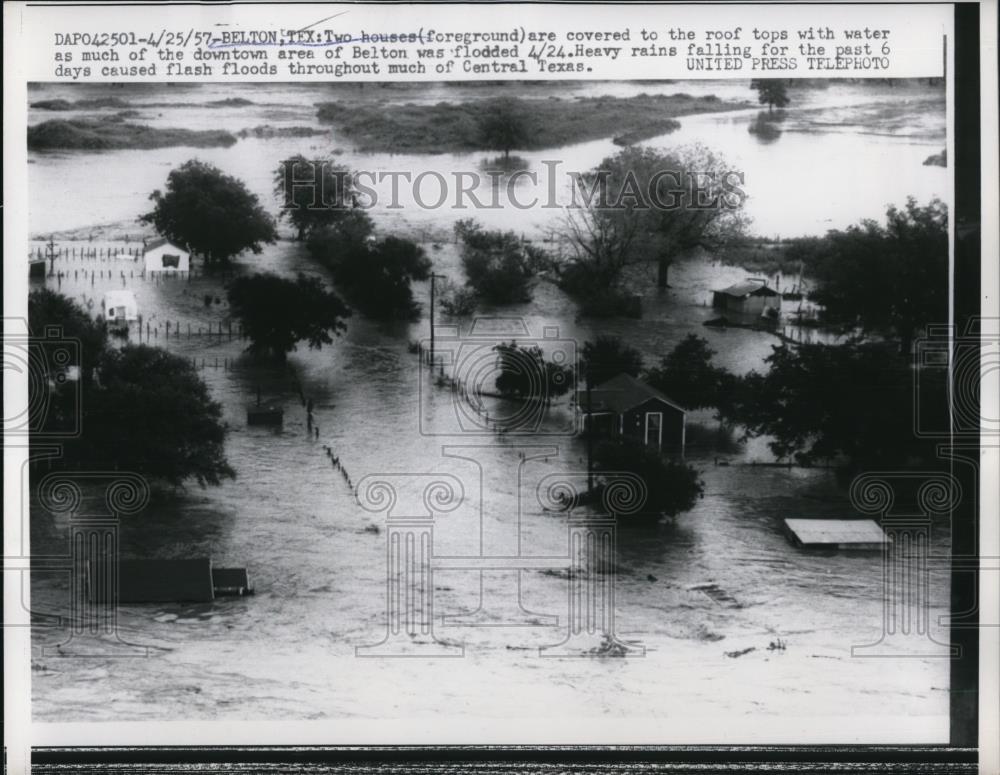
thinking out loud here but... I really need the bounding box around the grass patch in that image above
[316,93,747,153]
[28,118,237,151]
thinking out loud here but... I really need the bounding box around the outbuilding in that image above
[143,237,190,274]
[101,289,139,329]
[576,373,686,455]
[711,279,781,326]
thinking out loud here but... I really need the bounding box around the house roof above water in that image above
[577,373,686,415]
[714,280,779,298]
[144,237,185,253]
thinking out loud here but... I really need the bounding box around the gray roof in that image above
[714,280,779,298]
[144,237,185,252]
[577,373,686,415]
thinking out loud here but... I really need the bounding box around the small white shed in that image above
[102,289,139,327]
[143,237,190,273]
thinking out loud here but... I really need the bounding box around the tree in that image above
[141,160,277,267]
[309,232,431,320]
[78,345,234,487]
[720,341,944,470]
[27,289,108,444]
[750,79,790,112]
[560,145,748,292]
[476,97,532,160]
[457,221,546,305]
[801,198,948,354]
[227,272,350,358]
[28,288,107,386]
[581,336,644,387]
[592,439,703,521]
[644,334,734,411]
[493,341,574,401]
[274,155,362,241]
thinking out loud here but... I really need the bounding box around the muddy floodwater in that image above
[27,80,951,741]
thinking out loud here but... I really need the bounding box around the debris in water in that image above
[646,573,658,582]
[588,635,630,658]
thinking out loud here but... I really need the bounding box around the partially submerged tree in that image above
[310,234,431,320]
[142,160,277,267]
[274,155,362,241]
[750,79,790,112]
[28,291,234,489]
[720,341,943,470]
[559,145,748,293]
[493,341,574,401]
[580,336,644,387]
[457,221,547,305]
[81,345,234,487]
[645,334,734,411]
[592,439,703,521]
[476,97,532,160]
[227,272,350,358]
[801,197,948,354]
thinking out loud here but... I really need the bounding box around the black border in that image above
[16,2,985,773]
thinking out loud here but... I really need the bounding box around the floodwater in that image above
[27,81,951,740]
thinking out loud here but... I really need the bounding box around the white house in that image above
[143,237,190,273]
[102,289,139,328]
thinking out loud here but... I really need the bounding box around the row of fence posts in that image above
[33,245,144,261]
[413,341,511,431]
[131,320,241,343]
[291,370,358,501]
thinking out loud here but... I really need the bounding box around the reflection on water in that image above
[28,80,949,734]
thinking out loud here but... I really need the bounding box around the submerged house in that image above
[101,289,139,329]
[576,373,686,455]
[711,279,781,326]
[143,237,190,274]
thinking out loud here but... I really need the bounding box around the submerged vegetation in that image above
[315,92,745,153]
[28,117,237,150]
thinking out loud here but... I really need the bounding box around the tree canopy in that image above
[799,197,948,354]
[476,97,532,160]
[227,272,350,358]
[28,291,234,488]
[80,345,234,487]
[493,341,574,400]
[750,79,790,112]
[719,341,944,470]
[308,229,431,320]
[581,336,644,387]
[141,160,277,266]
[274,155,363,241]
[456,220,546,305]
[560,145,748,293]
[645,334,734,411]
[593,439,703,520]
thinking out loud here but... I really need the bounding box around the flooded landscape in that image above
[27,78,951,739]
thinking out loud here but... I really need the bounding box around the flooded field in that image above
[27,80,951,740]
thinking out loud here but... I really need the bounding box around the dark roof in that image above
[577,373,686,414]
[713,280,779,298]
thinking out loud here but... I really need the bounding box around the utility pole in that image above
[429,273,446,367]
[46,236,58,277]
[586,379,594,494]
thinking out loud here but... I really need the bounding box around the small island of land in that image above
[27,117,238,151]
[315,92,746,153]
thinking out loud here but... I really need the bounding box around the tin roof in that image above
[714,280,779,298]
[784,519,890,547]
